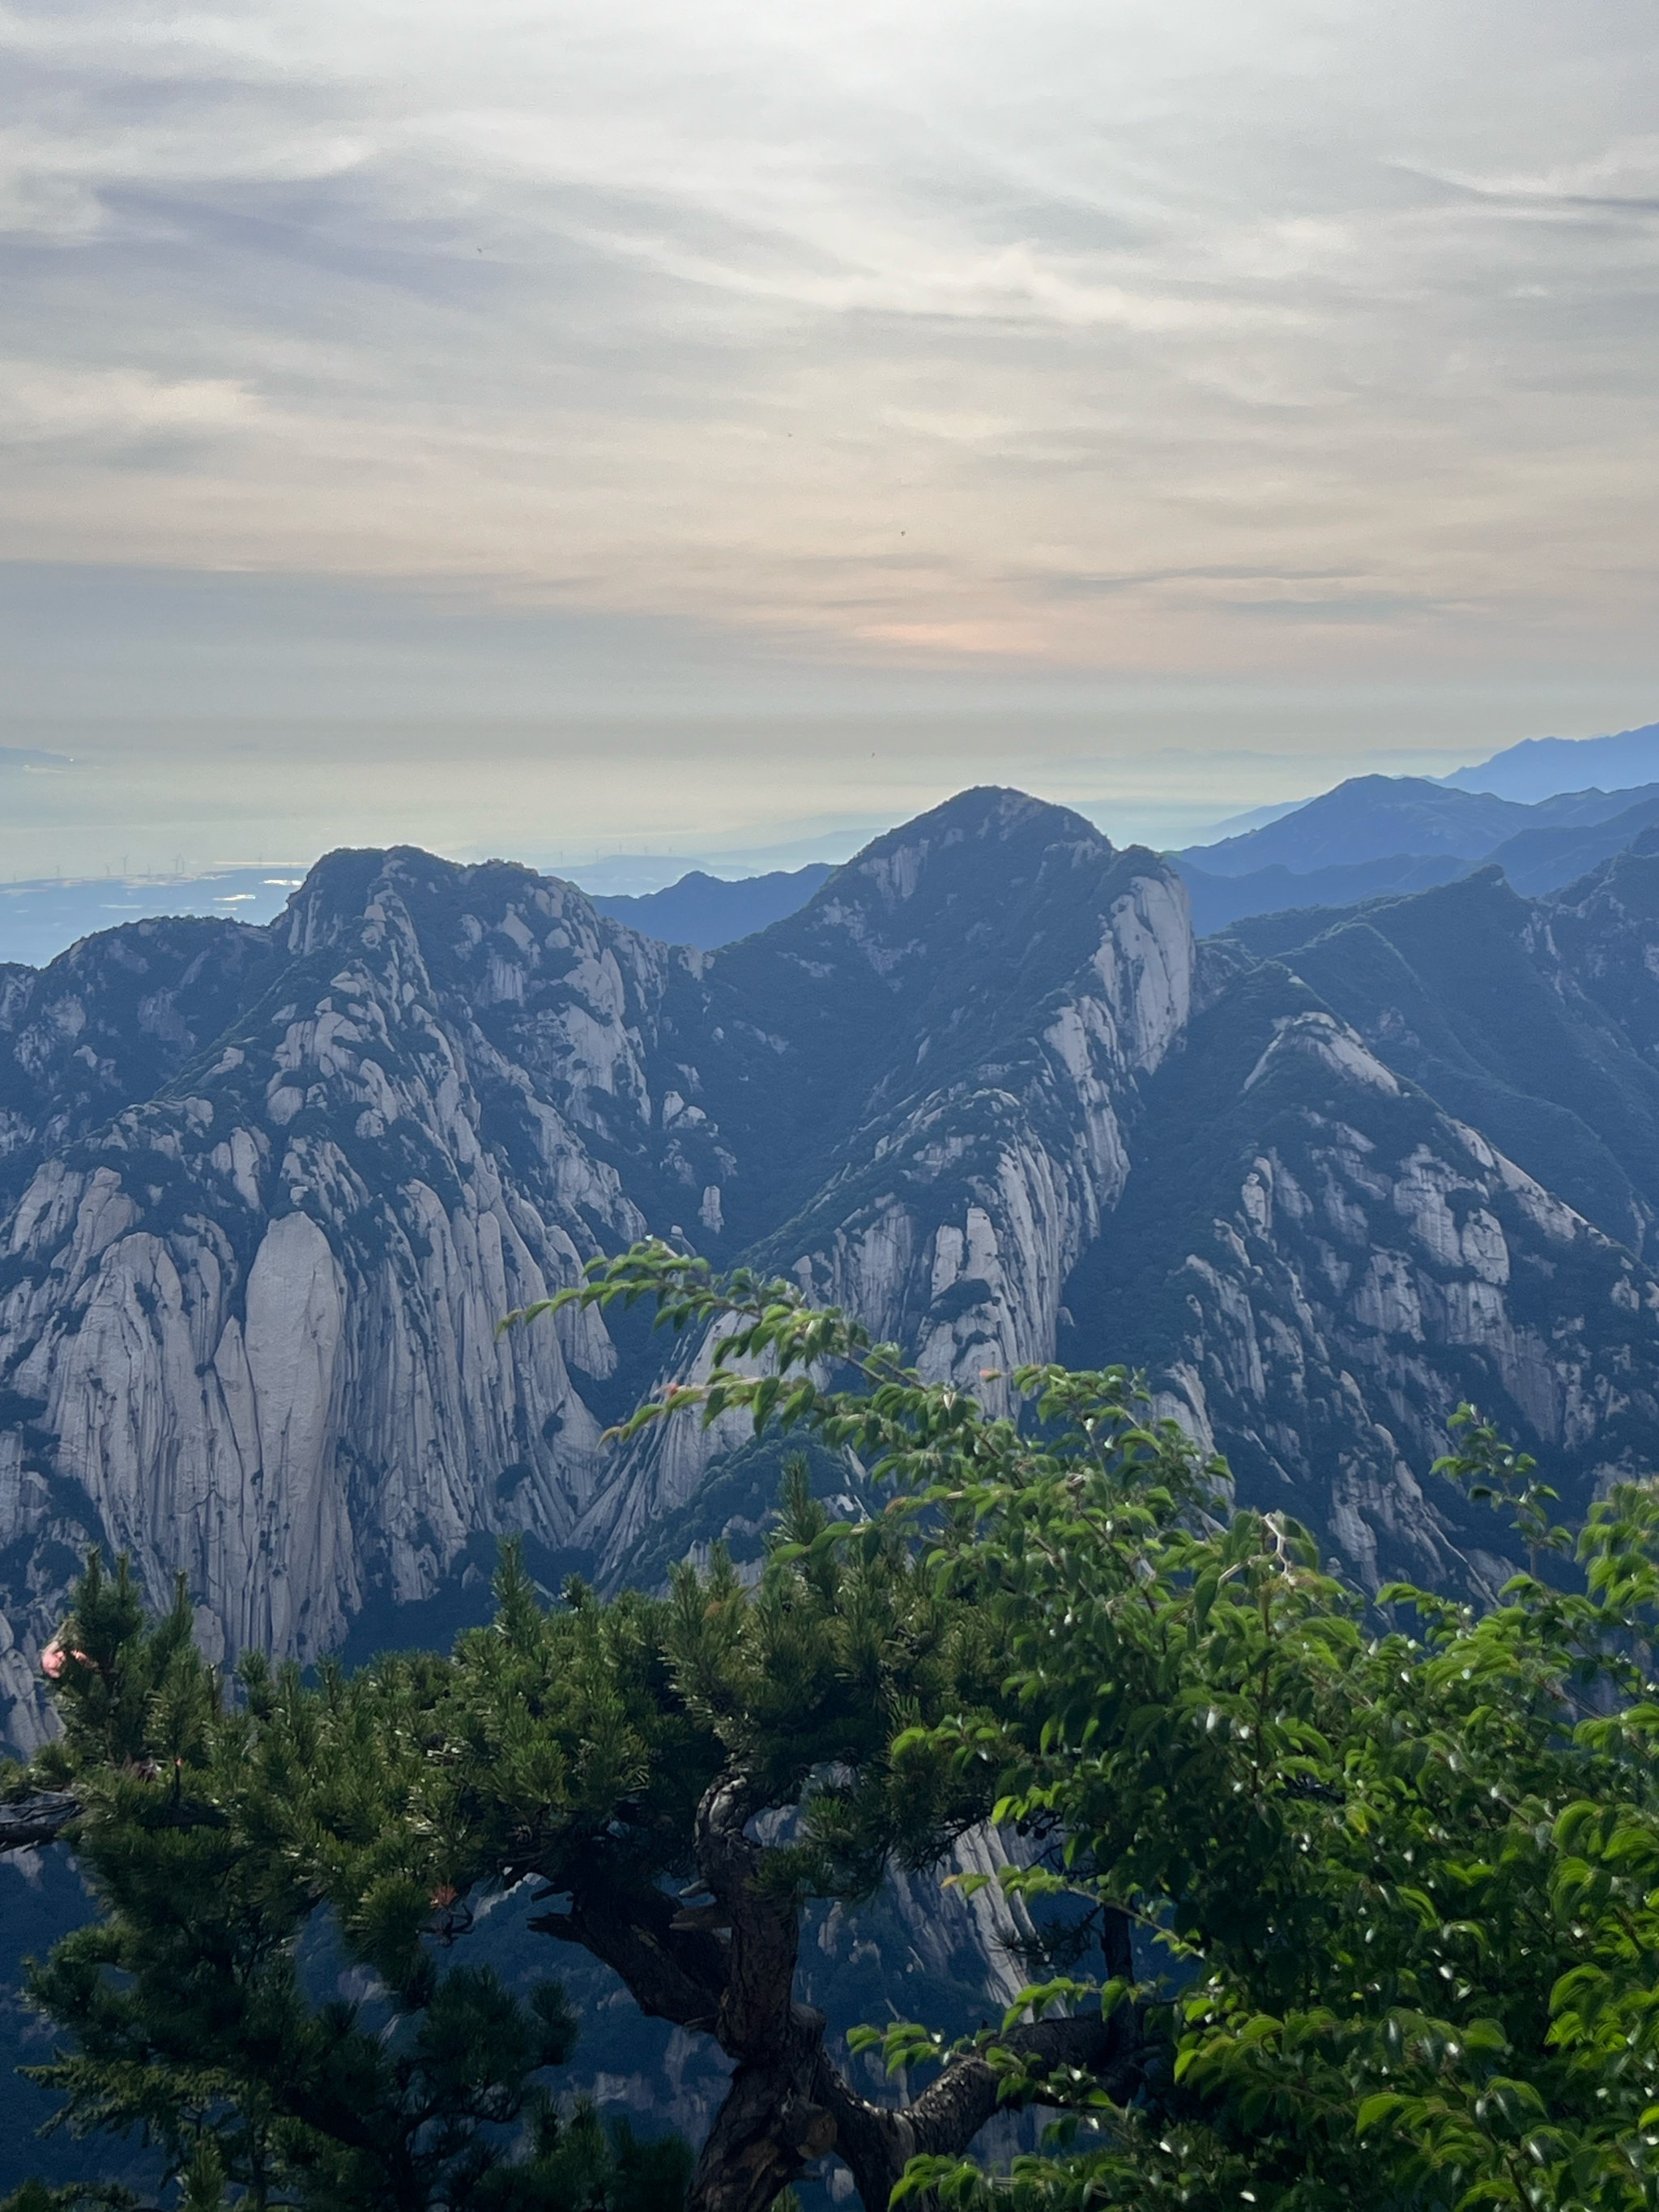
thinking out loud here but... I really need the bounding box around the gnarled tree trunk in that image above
[533,1770,1148,2212]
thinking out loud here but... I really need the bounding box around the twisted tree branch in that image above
[528,1874,729,2033]
[817,2003,1147,2208]
[527,1776,1155,2212]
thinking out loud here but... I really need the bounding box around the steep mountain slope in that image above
[0,795,1190,1747]
[1546,831,1659,1061]
[1061,949,1659,1595]
[0,917,277,1210]
[665,793,1183,1262]
[6,790,1659,1758]
[1225,869,1659,1262]
[0,852,674,1741]
[581,796,1191,1550]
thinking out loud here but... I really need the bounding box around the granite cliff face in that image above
[1064,951,1659,1598]
[0,917,277,1213]
[583,800,1192,1550]
[1232,860,1659,1263]
[5,791,1659,1749]
[0,853,662,1740]
[0,794,1190,1744]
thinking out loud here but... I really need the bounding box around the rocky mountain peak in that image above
[766,788,1120,967]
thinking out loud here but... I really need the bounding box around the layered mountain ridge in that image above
[1174,772,1659,934]
[4,787,1659,1752]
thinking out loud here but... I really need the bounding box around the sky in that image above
[2,0,1658,878]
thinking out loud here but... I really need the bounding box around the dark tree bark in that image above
[529,1873,729,2033]
[531,1772,1150,2212]
[817,2004,1147,2210]
[682,1772,837,2212]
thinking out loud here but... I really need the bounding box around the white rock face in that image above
[790,869,1195,1384]
[0,851,689,1746]
[5,812,1183,1739]
[1120,997,1659,1595]
[577,815,1199,1551]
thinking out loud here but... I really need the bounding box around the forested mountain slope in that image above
[4,789,1659,1753]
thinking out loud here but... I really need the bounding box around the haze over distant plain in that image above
[3,0,1657,877]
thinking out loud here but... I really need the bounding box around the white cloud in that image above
[0,361,262,442]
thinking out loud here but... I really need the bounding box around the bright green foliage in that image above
[532,1247,1659,2211]
[887,1421,1659,2208]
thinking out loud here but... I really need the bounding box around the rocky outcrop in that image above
[1066,961,1659,1595]
[0,853,691,1743]
[582,800,1194,1550]
[0,916,276,1212]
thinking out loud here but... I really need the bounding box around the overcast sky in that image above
[3,0,1657,877]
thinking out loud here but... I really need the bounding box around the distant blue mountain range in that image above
[590,863,835,948]
[1173,739,1659,934]
[1179,775,1659,878]
[1441,717,1659,801]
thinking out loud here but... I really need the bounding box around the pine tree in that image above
[3,1556,692,2212]
[1,1246,1209,2210]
